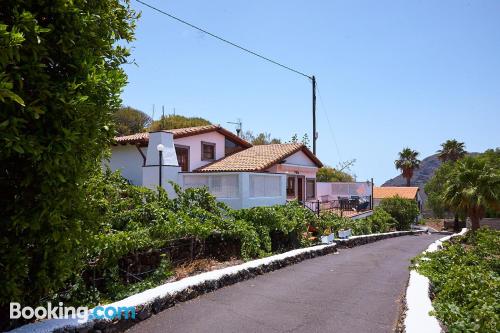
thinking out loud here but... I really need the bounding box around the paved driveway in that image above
[127,233,443,333]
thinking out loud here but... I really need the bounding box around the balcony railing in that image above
[303,196,372,217]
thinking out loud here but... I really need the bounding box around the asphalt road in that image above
[127,233,443,333]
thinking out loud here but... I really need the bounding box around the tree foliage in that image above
[442,155,500,231]
[241,130,281,145]
[394,148,421,186]
[317,166,354,182]
[437,139,466,163]
[290,133,310,148]
[113,106,152,135]
[149,114,211,131]
[379,196,420,230]
[0,0,137,316]
[425,162,456,218]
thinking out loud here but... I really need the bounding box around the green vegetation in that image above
[443,155,500,231]
[319,206,397,236]
[317,166,355,182]
[114,106,153,135]
[149,114,211,131]
[437,139,466,163]
[0,0,137,319]
[395,148,421,186]
[413,229,500,332]
[38,169,319,307]
[425,148,500,229]
[241,130,282,145]
[425,162,456,218]
[21,170,400,310]
[379,196,420,230]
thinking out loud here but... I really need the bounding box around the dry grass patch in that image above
[174,258,244,280]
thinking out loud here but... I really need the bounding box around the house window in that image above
[201,142,215,161]
[175,145,189,172]
[306,178,316,200]
[225,138,243,156]
[286,176,296,198]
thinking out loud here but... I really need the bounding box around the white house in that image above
[107,125,323,209]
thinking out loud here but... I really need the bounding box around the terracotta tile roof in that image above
[113,125,251,148]
[196,143,323,172]
[373,186,419,200]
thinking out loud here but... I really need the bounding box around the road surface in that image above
[127,233,443,333]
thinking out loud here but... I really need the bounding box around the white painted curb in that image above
[403,228,467,333]
[9,230,422,333]
[9,243,338,333]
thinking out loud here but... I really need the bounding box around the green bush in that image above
[318,207,395,236]
[379,196,419,230]
[365,207,397,233]
[0,0,137,317]
[414,229,500,332]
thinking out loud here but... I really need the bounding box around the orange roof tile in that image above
[196,143,323,172]
[373,186,419,200]
[113,125,251,148]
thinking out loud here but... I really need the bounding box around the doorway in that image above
[175,146,189,171]
[297,176,304,202]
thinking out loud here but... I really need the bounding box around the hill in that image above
[382,152,479,203]
[382,154,443,202]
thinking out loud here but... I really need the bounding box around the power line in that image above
[135,0,311,80]
[315,83,342,162]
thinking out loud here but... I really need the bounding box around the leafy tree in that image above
[317,166,354,182]
[437,139,466,162]
[0,0,137,322]
[289,133,311,148]
[395,148,421,186]
[379,196,420,230]
[149,114,211,131]
[443,156,500,231]
[425,162,455,218]
[113,106,152,135]
[241,130,281,145]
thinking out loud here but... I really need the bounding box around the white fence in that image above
[180,172,286,209]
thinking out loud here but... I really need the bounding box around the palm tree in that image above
[437,139,466,230]
[437,139,466,162]
[443,156,500,231]
[395,148,421,187]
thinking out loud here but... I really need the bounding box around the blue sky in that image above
[121,0,500,184]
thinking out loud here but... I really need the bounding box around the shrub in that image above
[318,207,395,236]
[0,0,137,321]
[379,196,419,230]
[366,207,397,233]
[414,229,500,332]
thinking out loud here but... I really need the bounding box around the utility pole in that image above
[312,75,317,155]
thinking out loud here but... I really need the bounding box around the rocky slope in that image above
[382,154,442,202]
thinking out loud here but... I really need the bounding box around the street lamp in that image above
[157,144,165,189]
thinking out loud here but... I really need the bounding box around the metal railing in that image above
[303,196,372,217]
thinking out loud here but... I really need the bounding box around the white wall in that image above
[180,172,286,209]
[317,182,372,201]
[174,132,226,171]
[282,150,317,167]
[106,145,146,185]
[146,132,178,166]
[142,165,181,198]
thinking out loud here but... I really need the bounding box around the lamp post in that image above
[157,144,165,189]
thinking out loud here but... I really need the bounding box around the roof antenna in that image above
[227,118,242,137]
